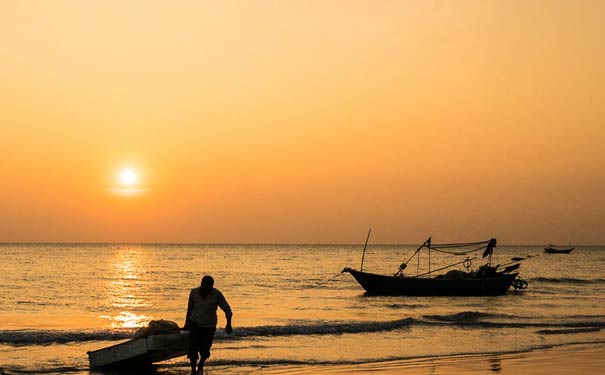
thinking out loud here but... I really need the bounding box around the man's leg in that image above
[189,356,197,375]
[196,328,216,375]
[188,325,201,375]
[196,358,205,375]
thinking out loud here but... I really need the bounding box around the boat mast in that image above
[360,228,372,271]
[426,237,431,273]
[416,237,430,276]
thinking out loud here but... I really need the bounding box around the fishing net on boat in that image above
[133,319,180,339]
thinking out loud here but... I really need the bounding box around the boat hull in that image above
[544,247,574,254]
[88,331,189,369]
[344,269,517,296]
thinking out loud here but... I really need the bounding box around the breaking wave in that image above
[423,311,515,322]
[537,327,602,335]
[0,319,414,346]
[3,314,605,346]
[0,365,89,374]
[0,329,133,346]
[228,318,414,338]
[423,320,605,329]
[530,277,605,285]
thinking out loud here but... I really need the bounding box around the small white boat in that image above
[544,245,575,254]
[88,331,189,369]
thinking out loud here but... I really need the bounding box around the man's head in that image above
[200,275,214,296]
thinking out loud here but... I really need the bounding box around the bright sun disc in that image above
[120,169,137,185]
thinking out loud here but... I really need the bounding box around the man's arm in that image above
[183,291,194,330]
[224,313,233,334]
[217,292,233,334]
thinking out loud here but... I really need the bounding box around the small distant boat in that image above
[343,237,528,296]
[88,330,189,369]
[544,245,574,254]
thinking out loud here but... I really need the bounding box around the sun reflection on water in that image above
[100,311,153,328]
[100,246,154,328]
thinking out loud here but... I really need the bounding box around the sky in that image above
[1,1,604,244]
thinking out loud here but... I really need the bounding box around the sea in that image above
[0,243,604,374]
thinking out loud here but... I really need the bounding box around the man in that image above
[183,275,233,375]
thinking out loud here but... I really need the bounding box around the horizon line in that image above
[0,241,599,247]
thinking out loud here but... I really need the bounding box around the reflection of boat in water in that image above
[544,245,574,254]
[88,321,188,369]
[343,237,528,296]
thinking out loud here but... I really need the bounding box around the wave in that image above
[420,311,605,331]
[3,314,605,346]
[423,320,605,329]
[0,329,133,346]
[530,277,605,285]
[0,319,414,346]
[0,365,89,374]
[537,327,602,335]
[227,318,414,338]
[385,303,426,309]
[423,311,515,323]
[418,313,605,329]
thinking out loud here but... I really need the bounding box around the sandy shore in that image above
[258,343,605,375]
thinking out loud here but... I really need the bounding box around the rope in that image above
[399,238,492,276]
[304,272,343,289]
[413,257,478,278]
[428,240,490,249]
[427,244,487,255]
[497,253,541,268]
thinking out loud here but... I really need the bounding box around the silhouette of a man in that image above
[184,275,232,375]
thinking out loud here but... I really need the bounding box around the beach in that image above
[260,343,605,374]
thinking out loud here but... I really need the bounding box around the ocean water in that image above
[0,243,604,374]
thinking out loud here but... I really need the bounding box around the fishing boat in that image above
[343,237,528,296]
[342,267,519,296]
[544,245,574,254]
[88,330,189,369]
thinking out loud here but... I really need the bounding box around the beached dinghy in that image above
[88,321,188,369]
[343,237,528,296]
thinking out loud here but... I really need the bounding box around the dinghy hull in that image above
[88,331,189,369]
[544,247,574,254]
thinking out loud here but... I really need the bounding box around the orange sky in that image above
[1,1,604,244]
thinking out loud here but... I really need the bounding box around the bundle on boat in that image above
[343,237,528,296]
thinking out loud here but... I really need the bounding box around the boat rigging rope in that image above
[497,253,541,268]
[428,240,490,248]
[398,238,495,276]
[427,244,487,255]
[304,272,343,289]
[413,257,478,278]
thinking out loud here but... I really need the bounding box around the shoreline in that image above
[256,342,605,374]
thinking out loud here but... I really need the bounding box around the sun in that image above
[119,169,137,186]
[110,166,145,196]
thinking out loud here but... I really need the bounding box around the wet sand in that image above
[259,343,605,374]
